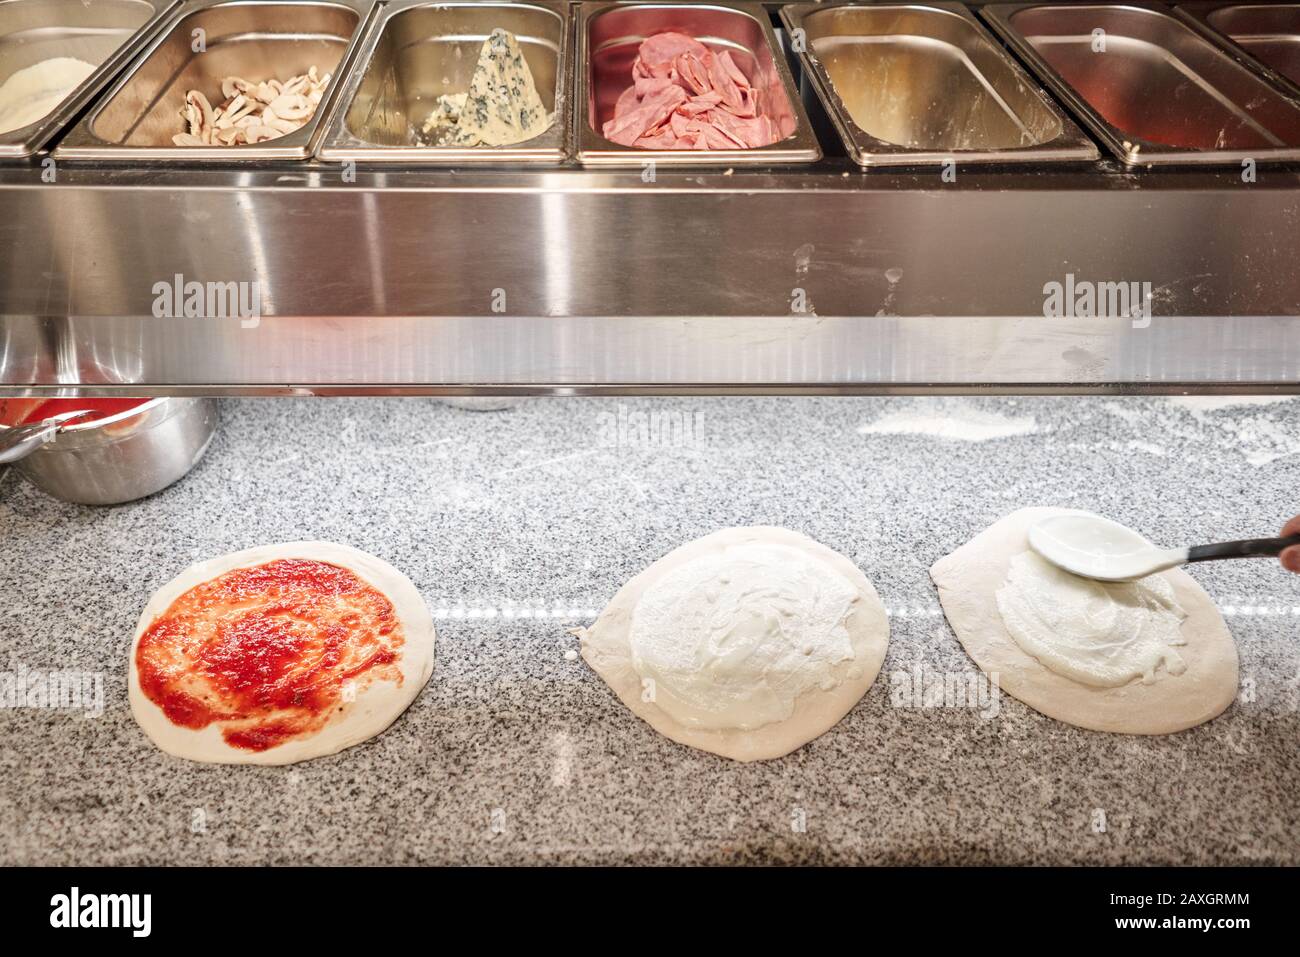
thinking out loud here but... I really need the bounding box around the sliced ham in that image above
[637,31,709,65]
[633,126,681,149]
[602,83,687,146]
[679,90,723,116]
[674,52,712,97]
[601,31,781,151]
[633,74,675,99]
[707,108,775,149]
[613,83,640,118]
[704,50,747,115]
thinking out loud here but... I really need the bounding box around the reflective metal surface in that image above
[983,3,1300,165]
[0,163,1297,393]
[2,312,1299,394]
[1178,3,1300,97]
[320,1,569,164]
[781,2,1098,167]
[0,397,217,503]
[55,0,374,161]
[575,2,821,165]
[0,0,175,158]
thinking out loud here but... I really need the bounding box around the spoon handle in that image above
[0,410,94,465]
[1187,535,1300,563]
[0,420,62,464]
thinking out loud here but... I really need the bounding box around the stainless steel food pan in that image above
[1177,3,1300,97]
[0,0,177,158]
[781,2,1098,167]
[982,3,1300,165]
[319,0,569,164]
[54,0,375,161]
[575,2,821,165]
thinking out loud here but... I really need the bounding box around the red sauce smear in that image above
[135,559,404,752]
[0,397,151,426]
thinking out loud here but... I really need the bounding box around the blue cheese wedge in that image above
[419,28,549,148]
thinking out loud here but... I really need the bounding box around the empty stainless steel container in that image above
[0,397,218,505]
[781,2,1098,167]
[319,0,569,164]
[575,2,821,165]
[54,0,375,161]
[982,3,1300,165]
[1178,3,1300,97]
[0,0,176,158]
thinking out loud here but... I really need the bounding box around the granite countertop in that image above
[1,395,1298,865]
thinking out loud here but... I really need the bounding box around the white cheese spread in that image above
[996,550,1188,687]
[628,541,859,731]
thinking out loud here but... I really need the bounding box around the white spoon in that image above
[1029,512,1300,582]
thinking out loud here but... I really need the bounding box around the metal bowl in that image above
[0,397,218,504]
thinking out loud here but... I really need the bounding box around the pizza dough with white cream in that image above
[930,507,1238,734]
[579,527,889,761]
[129,542,435,765]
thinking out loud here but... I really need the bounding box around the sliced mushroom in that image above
[242,124,277,144]
[174,67,330,147]
[267,93,311,121]
[221,76,251,100]
[186,90,214,131]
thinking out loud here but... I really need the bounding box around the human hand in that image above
[1281,516,1300,573]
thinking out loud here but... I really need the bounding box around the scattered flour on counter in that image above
[1166,396,1297,412]
[1164,395,1300,467]
[858,400,1038,442]
[1125,440,1165,456]
[1239,421,1300,466]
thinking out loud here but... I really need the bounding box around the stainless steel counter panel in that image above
[54,0,377,161]
[982,3,1300,166]
[0,0,177,158]
[781,2,1098,167]
[575,2,821,165]
[319,0,570,164]
[1177,2,1300,97]
[0,163,1297,393]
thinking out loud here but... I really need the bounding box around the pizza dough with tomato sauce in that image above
[129,542,435,765]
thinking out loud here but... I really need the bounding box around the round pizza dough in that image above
[129,541,435,765]
[930,507,1238,734]
[580,527,889,761]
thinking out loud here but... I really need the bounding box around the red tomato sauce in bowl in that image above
[0,397,152,426]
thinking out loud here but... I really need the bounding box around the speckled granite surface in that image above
[1,396,1298,865]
